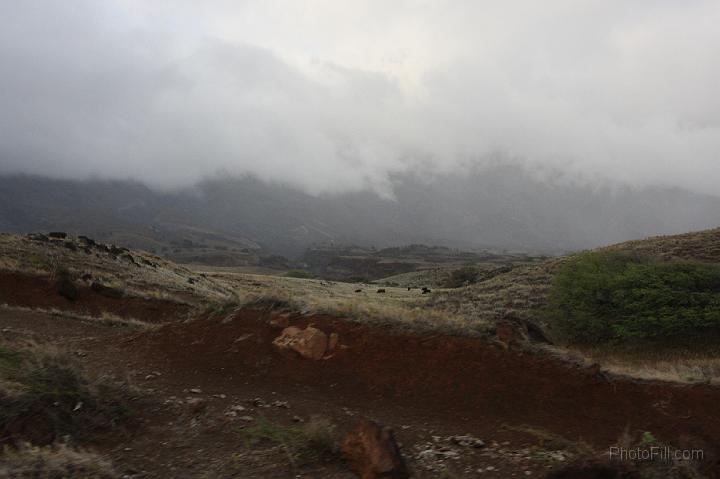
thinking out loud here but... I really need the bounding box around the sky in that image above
[1,1,719,196]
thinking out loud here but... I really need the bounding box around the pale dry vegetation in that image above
[568,346,720,384]
[0,233,235,304]
[0,304,156,330]
[0,443,118,478]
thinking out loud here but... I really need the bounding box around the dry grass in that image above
[313,299,493,337]
[204,272,494,337]
[0,304,156,330]
[0,442,118,478]
[239,415,339,467]
[568,345,720,384]
[0,233,236,305]
[0,341,135,444]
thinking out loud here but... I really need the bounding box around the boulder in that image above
[495,320,519,348]
[268,311,291,328]
[55,275,78,301]
[327,332,339,353]
[341,420,409,479]
[273,326,328,360]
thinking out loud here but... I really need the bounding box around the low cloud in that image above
[1,1,719,196]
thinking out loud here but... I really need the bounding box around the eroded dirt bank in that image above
[0,272,191,323]
[125,308,720,448]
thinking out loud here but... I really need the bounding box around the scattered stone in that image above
[238,416,254,422]
[185,397,207,415]
[189,388,202,394]
[230,405,246,412]
[249,398,269,408]
[449,434,485,448]
[292,416,304,423]
[213,394,227,399]
[341,420,409,479]
[27,233,49,242]
[48,232,67,239]
[271,400,289,408]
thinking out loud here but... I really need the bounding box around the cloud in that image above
[1,0,720,196]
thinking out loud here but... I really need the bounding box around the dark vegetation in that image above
[443,266,480,288]
[0,343,134,446]
[239,416,339,467]
[545,251,720,345]
[284,269,314,279]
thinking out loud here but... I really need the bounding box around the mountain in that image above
[1,164,719,260]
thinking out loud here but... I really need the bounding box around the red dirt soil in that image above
[125,308,720,449]
[0,272,190,323]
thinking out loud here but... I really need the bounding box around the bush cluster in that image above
[544,251,720,344]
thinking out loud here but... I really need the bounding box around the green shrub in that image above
[0,343,134,445]
[285,269,313,279]
[239,416,338,466]
[443,266,480,288]
[544,251,720,344]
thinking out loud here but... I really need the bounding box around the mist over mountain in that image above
[3,164,719,258]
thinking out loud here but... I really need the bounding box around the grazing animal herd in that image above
[353,286,432,294]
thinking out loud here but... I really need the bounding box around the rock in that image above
[449,435,485,448]
[341,420,409,479]
[48,232,67,239]
[185,398,207,415]
[27,233,49,242]
[268,312,291,328]
[90,282,124,299]
[189,388,202,394]
[272,326,328,360]
[495,321,517,348]
[78,235,96,246]
[56,275,78,301]
[327,332,339,353]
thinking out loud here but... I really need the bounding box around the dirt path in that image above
[0,307,588,478]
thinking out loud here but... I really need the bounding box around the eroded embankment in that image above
[0,271,190,323]
[124,308,720,447]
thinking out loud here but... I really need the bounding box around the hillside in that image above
[3,230,720,477]
[431,226,720,331]
[4,165,720,261]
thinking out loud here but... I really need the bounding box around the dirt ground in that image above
[2,294,719,478]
